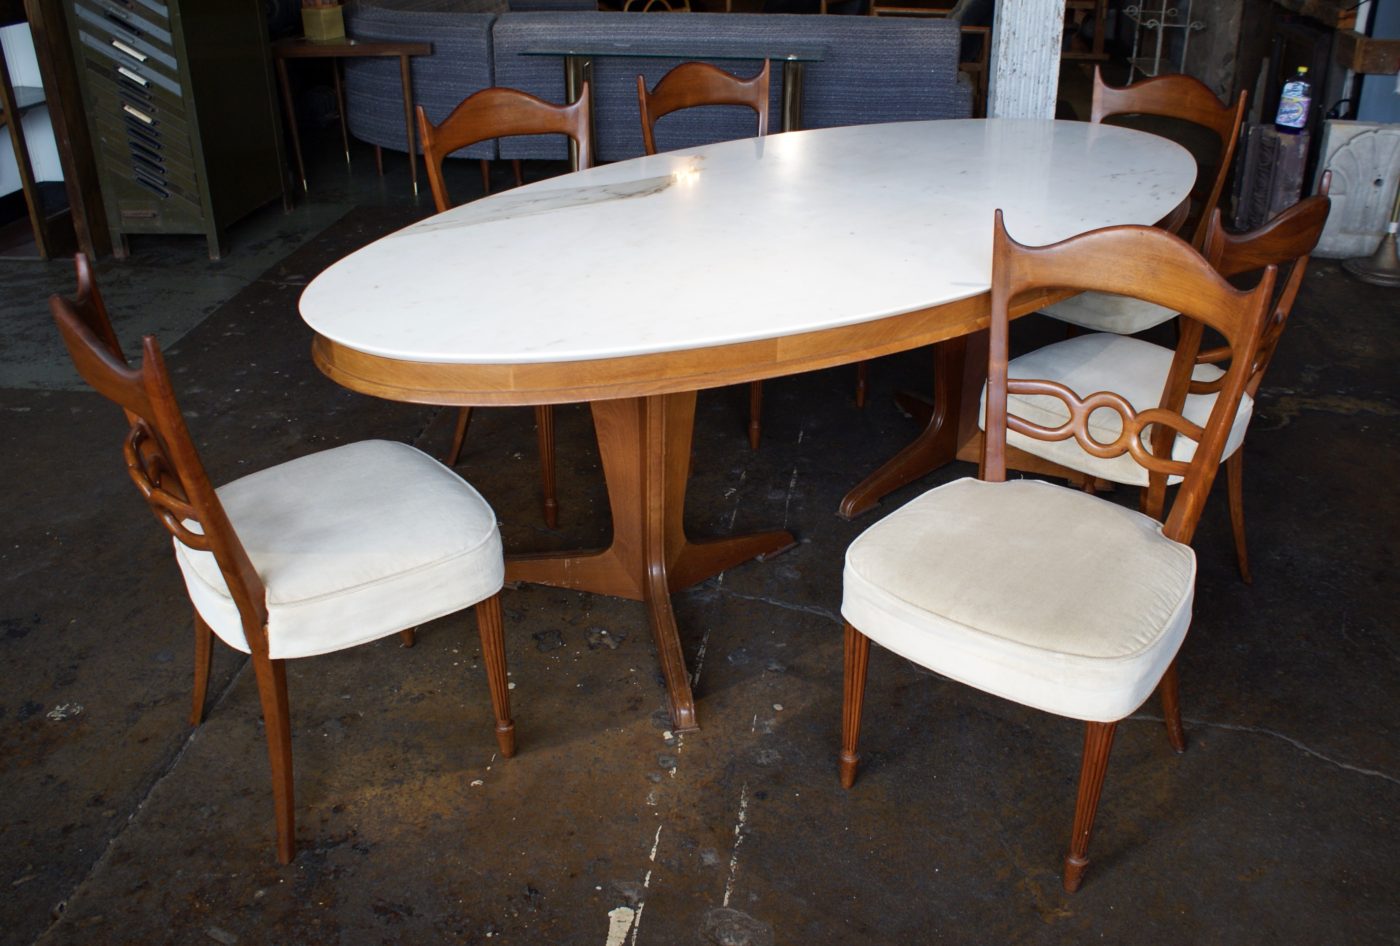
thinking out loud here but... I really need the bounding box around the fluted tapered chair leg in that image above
[1063,721,1117,893]
[251,650,295,865]
[512,159,523,188]
[1226,451,1251,584]
[748,381,763,450]
[475,593,515,758]
[1159,659,1186,753]
[445,407,473,467]
[840,622,870,789]
[534,405,558,529]
[479,159,491,195]
[190,611,213,726]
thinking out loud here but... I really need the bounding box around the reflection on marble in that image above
[301,119,1195,365]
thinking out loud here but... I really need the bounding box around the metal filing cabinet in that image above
[65,0,286,258]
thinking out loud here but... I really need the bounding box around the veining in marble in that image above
[410,157,705,233]
[301,120,1195,365]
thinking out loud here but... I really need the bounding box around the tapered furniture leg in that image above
[474,593,515,757]
[330,60,350,164]
[399,629,416,648]
[512,159,524,188]
[191,611,213,726]
[1226,451,1251,584]
[251,652,295,865]
[506,393,795,732]
[840,622,870,789]
[535,405,558,529]
[748,381,763,450]
[1159,659,1186,752]
[479,159,491,195]
[1064,721,1117,893]
[274,57,307,192]
[445,407,473,466]
[854,361,868,408]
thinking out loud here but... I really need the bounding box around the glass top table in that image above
[520,40,827,144]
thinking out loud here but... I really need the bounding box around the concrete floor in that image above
[2,110,1398,944]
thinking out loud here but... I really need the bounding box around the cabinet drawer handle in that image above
[117,66,148,86]
[122,103,154,124]
[111,38,147,62]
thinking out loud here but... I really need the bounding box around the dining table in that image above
[300,118,1196,733]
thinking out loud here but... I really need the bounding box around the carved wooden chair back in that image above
[1090,66,1247,247]
[68,253,125,362]
[49,290,270,655]
[984,212,1276,546]
[636,60,770,156]
[1197,172,1332,399]
[417,85,593,213]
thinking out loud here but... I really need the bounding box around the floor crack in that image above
[716,589,840,624]
[1130,713,1399,787]
[34,655,250,943]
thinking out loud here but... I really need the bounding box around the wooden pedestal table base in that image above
[506,392,796,732]
[840,334,981,519]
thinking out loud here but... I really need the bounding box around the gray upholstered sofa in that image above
[343,1,969,164]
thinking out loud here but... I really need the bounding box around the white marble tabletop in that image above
[301,119,1195,366]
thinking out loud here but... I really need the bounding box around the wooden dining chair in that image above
[839,214,1275,892]
[637,61,777,449]
[637,60,769,156]
[1040,66,1247,335]
[51,257,516,864]
[984,179,1331,583]
[417,85,592,528]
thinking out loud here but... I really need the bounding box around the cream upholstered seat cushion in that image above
[1040,291,1179,335]
[979,332,1253,488]
[174,440,504,660]
[842,477,1195,722]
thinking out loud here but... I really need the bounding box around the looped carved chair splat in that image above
[838,214,1276,892]
[51,255,516,863]
[982,178,1331,582]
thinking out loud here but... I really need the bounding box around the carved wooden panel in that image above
[1233,123,1309,231]
[1312,120,1400,258]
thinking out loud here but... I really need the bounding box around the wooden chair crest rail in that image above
[1039,66,1248,335]
[417,84,594,528]
[51,257,515,863]
[636,60,770,156]
[839,214,1276,892]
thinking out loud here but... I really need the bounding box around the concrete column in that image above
[988,0,1066,119]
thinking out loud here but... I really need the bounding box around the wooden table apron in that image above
[303,120,1194,732]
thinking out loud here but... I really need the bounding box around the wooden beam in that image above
[1335,29,1400,75]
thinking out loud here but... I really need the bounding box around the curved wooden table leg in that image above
[840,334,982,519]
[505,392,794,732]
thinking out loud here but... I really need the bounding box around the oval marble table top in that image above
[301,119,1195,366]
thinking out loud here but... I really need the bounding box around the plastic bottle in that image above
[1275,67,1311,135]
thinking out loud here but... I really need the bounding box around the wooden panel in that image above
[1335,29,1400,75]
[1270,0,1356,30]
